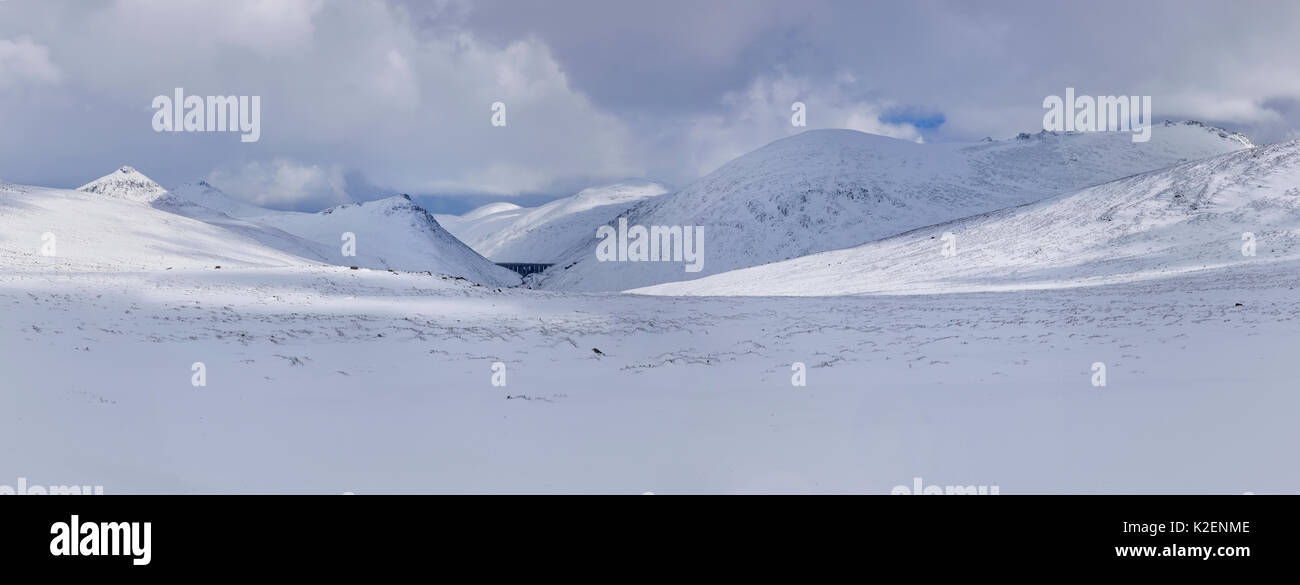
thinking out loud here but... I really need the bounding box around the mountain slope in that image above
[434,202,527,255]
[535,122,1253,292]
[250,195,520,286]
[0,182,319,270]
[455,201,524,222]
[168,180,273,219]
[637,140,1300,296]
[4,168,519,286]
[438,180,670,263]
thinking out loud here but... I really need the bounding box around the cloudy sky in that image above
[2,0,1299,213]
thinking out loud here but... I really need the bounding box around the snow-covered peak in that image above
[77,166,168,202]
[569,179,671,204]
[1007,120,1252,148]
[534,180,670,221]
[460,202,523,222]
[319,194,422,216]
[1162,120,1253,147]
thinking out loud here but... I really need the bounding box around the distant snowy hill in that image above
[638,139,1300,296]
[168,180,273,219]
[434,202,527,255]
[438,201,524,226]
[437,180,670,262]
[4,167,518,286]
[536,122,1253,292]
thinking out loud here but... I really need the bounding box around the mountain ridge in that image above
[438,179,671,263]
[534,122,1255,292]
[637,139,1300,296]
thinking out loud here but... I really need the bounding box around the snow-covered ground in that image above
[2,260,1297,494]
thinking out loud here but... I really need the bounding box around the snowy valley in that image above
[2,125,1298,494]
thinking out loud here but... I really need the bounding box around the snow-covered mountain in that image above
[249,195,520,286]
[535,122,1254,292]
[638,139,1300,296]
[5,167,518,286]
[168,180,273,219]
[437,179,670,263]
[76,165,169,203]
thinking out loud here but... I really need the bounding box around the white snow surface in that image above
[639,140,1300,296]
[537,122,1253,292]
[437,179,670,262]
[1,260,1297,493]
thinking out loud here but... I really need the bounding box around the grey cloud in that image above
[2,0,1299,213]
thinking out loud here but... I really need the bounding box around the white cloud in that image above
[6,0,1300,202]
[0,0,638,203]
[680,72,922,178]
[0,37,61,88]
[1158,93,1286,127]
[105,0,323,56]
[207,159,349,210]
